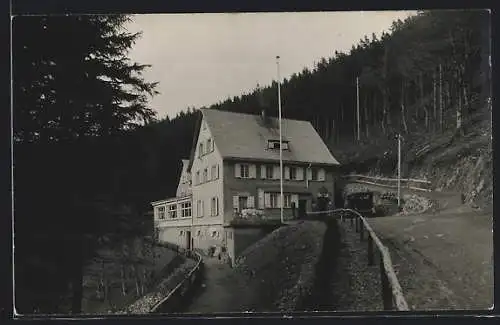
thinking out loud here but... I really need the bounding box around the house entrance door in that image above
[298,200,307,219]
[186,231,191,250]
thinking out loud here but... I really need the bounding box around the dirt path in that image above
[354,183,494,310]
[183,257,237,314]
[330,220,383,311]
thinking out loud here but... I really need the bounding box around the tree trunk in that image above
[382,46,390,133]
[132,264,140,296]
[457,70,463,132]
[141,268,147,295]
[70,237,83,314]
[480,12,491,110]
[120,264,127,296]
[439,63,443,131]
[340,102,344,141]
[98,260,105,300]
[401,78,408,134]
[433,70,437,131]
[420,72,428,130]
[364,92,369,138]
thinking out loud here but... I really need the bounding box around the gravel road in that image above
[356,183,494,310]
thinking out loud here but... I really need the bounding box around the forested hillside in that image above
[137,9,490,200]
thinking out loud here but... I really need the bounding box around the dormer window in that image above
[267,139,289,150]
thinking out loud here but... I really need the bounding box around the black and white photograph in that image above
[11,9,492,316]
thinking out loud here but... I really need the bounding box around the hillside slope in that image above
[331,109,492,212]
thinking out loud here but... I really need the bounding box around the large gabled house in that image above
[152,108,340,263]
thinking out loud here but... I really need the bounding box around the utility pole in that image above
[397,133,402,207]
[356,76,360,141]
[276,55,284,224]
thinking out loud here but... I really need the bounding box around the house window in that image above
[266,165,274,179]
[168,205,177,219]
[181,202,191,218]
[267,140,289,150]
[289,167,297,180]
[211,197,219,216]
[227,231,233,239]
[312,168,318,181]
[207,138,212,152]
[180,230,184,236]
[197,230,201,236]
[239,196,248,210]
[195,171,200,185]
[240,164,250,178]
[211,165,217,180]
[157,206,165,220]
[284,194,291,208]
[203,168,208,183]
[197,200,202,217]
[270,193,279,208]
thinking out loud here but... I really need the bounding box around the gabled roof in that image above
[199,108,340,166]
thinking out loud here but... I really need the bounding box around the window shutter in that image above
[273,166,280,179]
[250,164,257,179]
[307,168,313,180]
[260,165,266,179]
[264,193,271,208]
[318,168,326,181]
[247,196,255,208]
[284,166,290,180]
[216,197,219,215]
[258,189,265,209]
[201,200,205,217]
[297,167,304,180]
[291,194,299,207]
[233,195,239,211]
[217,164,220,179]
[235,164,241,178]
[277,194,282,208]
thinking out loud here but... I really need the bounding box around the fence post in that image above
[380,255,393,310]
[360,220,364,241]
[367,235,374,265]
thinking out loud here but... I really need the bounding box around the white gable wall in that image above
[191,119,225,228]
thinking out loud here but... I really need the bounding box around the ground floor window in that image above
[265,192,297,208]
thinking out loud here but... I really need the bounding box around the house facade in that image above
[152,108,341,262]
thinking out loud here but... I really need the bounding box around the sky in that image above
[126,11,416,119]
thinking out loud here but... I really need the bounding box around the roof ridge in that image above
[200,108,312,123]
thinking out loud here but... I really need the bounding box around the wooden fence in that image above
[149,248,204,313]
[326,208,409,311]
[344,174,432,192]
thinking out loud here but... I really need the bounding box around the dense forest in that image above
[13,10,490,314]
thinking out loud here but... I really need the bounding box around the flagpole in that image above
[276,55,283,224]
[356,76,360,141]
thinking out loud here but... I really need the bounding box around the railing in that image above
[149,248,204,313]
[344,174,432,192]
[307,208,409,311]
